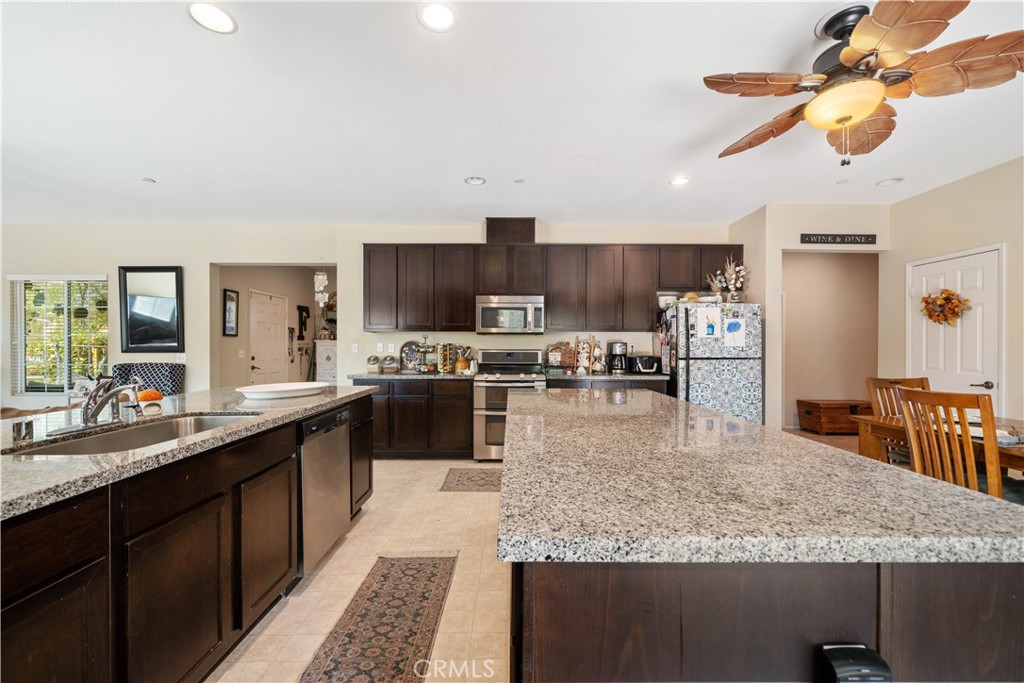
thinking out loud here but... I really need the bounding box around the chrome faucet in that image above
[82,377,143,426]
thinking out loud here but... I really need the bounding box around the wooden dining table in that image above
[850,414,1024,471]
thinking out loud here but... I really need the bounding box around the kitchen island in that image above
[1,385,375,683]
[499,388,1024,682]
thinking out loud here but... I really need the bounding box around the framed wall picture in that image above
[223,289,239,337]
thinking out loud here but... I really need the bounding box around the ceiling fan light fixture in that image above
[803,79,885,130]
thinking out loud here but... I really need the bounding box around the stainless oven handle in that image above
[474,382,545,388]
[473,410,508,416]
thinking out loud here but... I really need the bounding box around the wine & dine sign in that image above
[800,233,877,245]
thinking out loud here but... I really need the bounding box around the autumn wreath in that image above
[921,289,971,326]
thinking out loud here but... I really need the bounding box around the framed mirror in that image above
[118,266,184,352]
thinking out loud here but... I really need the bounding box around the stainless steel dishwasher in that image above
[297,407,351,576]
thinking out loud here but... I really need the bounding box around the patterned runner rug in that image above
[440,467,502,492]
[300,555,456,683]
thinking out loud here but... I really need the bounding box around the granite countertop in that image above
[348,373,474,380]
[1,386,376,520]
[497,388,1024,564]
[546,373,670,381]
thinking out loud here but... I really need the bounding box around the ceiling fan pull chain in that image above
[840,121,851,167]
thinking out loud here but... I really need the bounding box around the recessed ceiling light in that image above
[669,176,690,186]
[876,177,905,186]
[189,3,237,34]
[417,2,458,32]
[464,176,486,186]
[142,177,157,184]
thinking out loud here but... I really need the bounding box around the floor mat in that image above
[440,467,502,492]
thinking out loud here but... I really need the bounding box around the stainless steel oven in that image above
[475,295,545,334]
[473,349,546,461]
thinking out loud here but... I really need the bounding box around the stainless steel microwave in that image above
[475,295,544,334]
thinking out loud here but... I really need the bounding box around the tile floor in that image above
[207,459,509,683]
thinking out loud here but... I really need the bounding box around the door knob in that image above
[251,365,261,371]
[969,381,995,390]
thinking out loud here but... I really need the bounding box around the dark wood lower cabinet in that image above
[429,381,473,452]
[126,494,233,683]
[547,378,669,394]
[355,379,473,457]
[513,562,1024,682]
[391,395,430,451]
[1,557,110,683]
[240,458,298,631]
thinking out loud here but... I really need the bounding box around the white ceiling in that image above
[2,1,1022,226]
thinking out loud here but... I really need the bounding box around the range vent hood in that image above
[486,217,535,244]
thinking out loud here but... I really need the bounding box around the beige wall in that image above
[881,157,1023,419]
[215,265,336,388]
[781,252,879,427]
[1,224,337,409]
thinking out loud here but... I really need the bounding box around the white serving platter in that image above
[235,381,330,400]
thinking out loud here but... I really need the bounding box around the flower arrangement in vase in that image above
[707,257,748,303]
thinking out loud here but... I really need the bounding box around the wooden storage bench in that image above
[797,399,873,435]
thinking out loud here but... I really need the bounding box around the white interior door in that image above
[907,248,1001,413]
[249,291,288,385]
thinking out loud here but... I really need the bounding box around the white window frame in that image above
[8,274,109,395]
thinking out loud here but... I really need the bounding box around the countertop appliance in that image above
[476,295,544,334]
[629,355,661,374]
[296,407,351,576]
[473,349,546,460]
[664,302,764,423]
[608,341,628,375]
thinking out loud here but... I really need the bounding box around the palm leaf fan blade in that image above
[882,30,1024,97]
[718,104,806,158]
[703,72,805,97]
[841,0,970,69]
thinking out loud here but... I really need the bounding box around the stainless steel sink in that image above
[22,415,254,455]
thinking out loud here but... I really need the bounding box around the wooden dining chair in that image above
[898,387,1010,500]
[865,377,931,464]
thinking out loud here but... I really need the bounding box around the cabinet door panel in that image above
[390,396,430,451]
[630,380,668,394]
[659,245,701,290]
[435,245,476,331]
[700,245,744,286]
[398,245,435,330]
[364,245,398,331]
[623,246,660,331]
[350,419,374,515]
[477,245,510,295]
[546,246,587,331]
[371,396,390,450]
[240,458,298,630]
[546,379,589,389]
[511,245,546,295]
[126,494,232,683]
[1,557,109,683]
[430,395,473,452]
[586,245,623,331]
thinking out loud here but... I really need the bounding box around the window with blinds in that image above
[9,277,109,394]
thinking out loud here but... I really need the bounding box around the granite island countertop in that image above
[497,388,1024,563]
[1,385,376,520]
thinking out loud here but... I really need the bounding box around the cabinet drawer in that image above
[123,425,295,537]
[1,489,108,604]
[393,381,430,396]
[432,380,472,396]
[350,396,372,424]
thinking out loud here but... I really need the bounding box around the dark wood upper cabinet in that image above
[659,245,701,290]
[585,246,623,331]
[477,244,545,295]
[511,245,546,295]
[477,245,510,295]
[364,245,398,331]
[397,245,435,331]
[435,245,476,331]
[623,246,660,331]
[700,245,745,285]
[546,246,587,331]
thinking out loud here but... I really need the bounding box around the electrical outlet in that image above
[237,349,245,359]
[387,343,395,353]
[376,342,384,353]
[351,343,359,354]
[176,353,186,363]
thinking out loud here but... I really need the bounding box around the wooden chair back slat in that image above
[866,377,931,418]
[898,387,1002,499]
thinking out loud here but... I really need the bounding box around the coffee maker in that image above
[608,341,628,375]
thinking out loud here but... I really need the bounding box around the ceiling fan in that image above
[703,0,1023,164]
